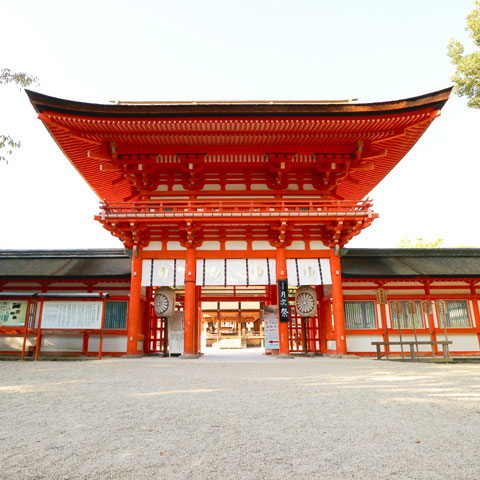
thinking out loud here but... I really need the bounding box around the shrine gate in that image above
[26,87,451,356]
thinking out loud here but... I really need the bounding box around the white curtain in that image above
[287,258,331,286]
[248,258,276,285]
[143,258,331,286]
[226,259,248,286]
[196,259,225,286]
[141,259,185,287]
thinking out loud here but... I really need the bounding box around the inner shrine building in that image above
[22,87,454,357]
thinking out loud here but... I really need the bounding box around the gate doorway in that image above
[201,285,268,353]
[144,285,325,356]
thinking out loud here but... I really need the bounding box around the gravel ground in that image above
[1,350,480,480]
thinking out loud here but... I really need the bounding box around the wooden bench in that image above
[371,340,452,360]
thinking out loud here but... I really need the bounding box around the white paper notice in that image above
[42,301,103,329]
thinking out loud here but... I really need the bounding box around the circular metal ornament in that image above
[154,294,169,315]
[154,287,176,317]
[295,286,317,317]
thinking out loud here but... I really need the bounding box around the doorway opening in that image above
[144,284,325,356]
[200,285,268,355]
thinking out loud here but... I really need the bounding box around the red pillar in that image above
[469,284,480,351]
[276,246,290,356]
[196,286,203,354]
[127,251,143,356]
[184,247,196,355]
[330,247,347,355]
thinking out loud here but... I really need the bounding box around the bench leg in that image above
[410,344,415,360]
[376,345,381,360]
[443,344,450,360]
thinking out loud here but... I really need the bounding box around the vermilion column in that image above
[196,286,203,354]
[469,284,480,351]
[329,247,347,355]
[127,251,143,356]
[276,246,290,356]
[184,247,196,355]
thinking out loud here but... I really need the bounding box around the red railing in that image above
[98,199,375,219]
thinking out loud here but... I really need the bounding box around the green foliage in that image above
[0,68,38,88]
[0,69,39,163]
[447,1,480,108]
[0,135,21,164]
[396,237,445,248]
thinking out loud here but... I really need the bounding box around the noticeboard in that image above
[42,301,103,329]
[277,279,290,323]
[0,300,28,327]
[263,305,279,349]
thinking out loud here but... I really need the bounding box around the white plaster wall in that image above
[88,335,127,353]
[435,334,479,352]
[309,241,328,250]
[166,241,186,250]
[343,290,377,296]
[387,334,438,352]
[0,335,34,351]
[326,340,336,351]
[430,289,471,295]
[252,241,275,250]
[197,241,221,251]
[41,335,83,352]
[286,241,305,250]
[144,241,163,251]
[241,302,260,309]
[219,302,239,310]
[346,334,383,353]
[225,241,247,250]
[201,302,218,309]
[389,289,426,296]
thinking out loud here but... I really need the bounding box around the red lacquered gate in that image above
[145,299,167,354]
[288,303,322,354]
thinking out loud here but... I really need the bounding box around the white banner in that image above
[142,258,330,286]
[226,259,248,286]
[196,259,225,286]
[287,258,331,286]
[248,258,275,286]
[141,259,185,287]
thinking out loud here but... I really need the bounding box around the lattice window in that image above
[437,300,471,328]
[104,301,128,329]
[344,301,376,329]
[390,300,423,329]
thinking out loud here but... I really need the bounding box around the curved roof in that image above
[26,88,452,202]
[27,88,451,117]
[341,248,480,278]
[0,249,130,278]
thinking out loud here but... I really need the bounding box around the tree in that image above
[0,68,39,163]
[396,237,445,248]
[447,1,480,108]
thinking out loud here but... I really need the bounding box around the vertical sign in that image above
[263,305,279,349]
[277,279,290,323]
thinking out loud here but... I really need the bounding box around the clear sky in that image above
[0,0,478,249]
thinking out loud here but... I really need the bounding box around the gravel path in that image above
[1,351,480,479]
